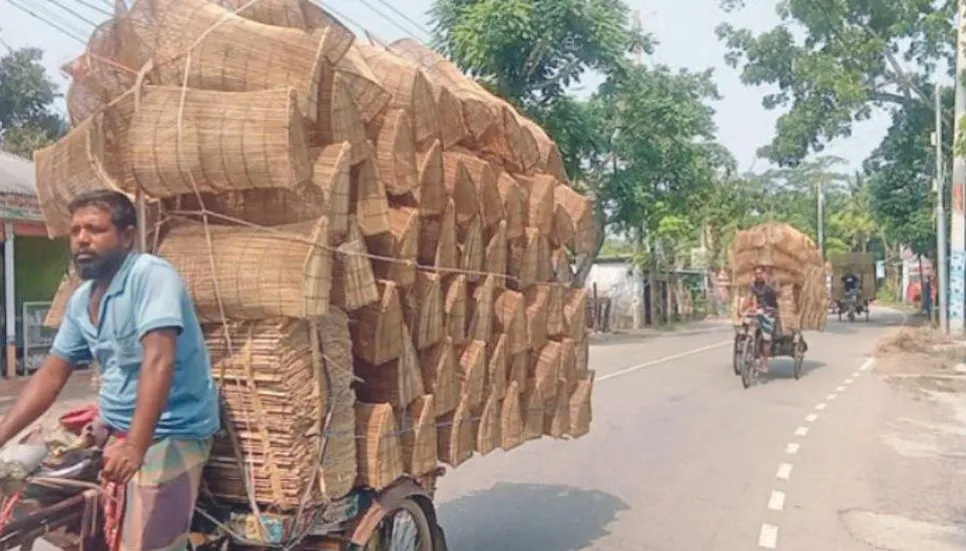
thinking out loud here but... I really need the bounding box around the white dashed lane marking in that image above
[759,524,779,548]
[794,426,809,437]
[805,413,818,423]
[776,463,794,480]
[785,443,800,455]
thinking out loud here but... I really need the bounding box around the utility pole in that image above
[949,0,966,333]
[629,8,647,328]
[817,177,825,258]
[935,85,949,333]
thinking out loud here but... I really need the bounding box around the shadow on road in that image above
[437,483,628,551]
[757,359,826,384]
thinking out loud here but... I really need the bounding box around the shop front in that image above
[0,151,69,378]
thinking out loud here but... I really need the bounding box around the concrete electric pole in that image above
[935,85,949,332]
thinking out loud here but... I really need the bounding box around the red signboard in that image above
[955,182,965,214]
[0,194,42,222]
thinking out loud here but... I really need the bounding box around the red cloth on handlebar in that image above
[58,404,99,435]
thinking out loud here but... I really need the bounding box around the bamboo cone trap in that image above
[473,391,502,456]
[352,280,405,365]
[331,218,380,311]
[333,44,392,124]
[63,18,139,127]
[510,228,548,290]
[486,222,509,289]
[468,275,496,343]
[350,155,391,237]
[554,185,595,255]
[525,286,550,352]
[433,82,468,148]
[315,309,359,499]
[354,325,423,408]
[530,342,561,399]
[127,86,312,198]
[405,271,444,351]
[494,290,528,356]
[418,198,458,271]
[543,381,571,439]
[509,352,528,393]
[416,140,447,216]
[158,217,331,321]
[569,371,595,438]
[437,394,474,467]
[520,117,567,181]
[496,171,527,240]
[518,174,555,238]
[315,143,352,237]
[552,248,574,284]
[521,386,545,441]
[214,0,355,47]
[419,337,459,416]
[458,340,487,408]
[372,110,419,196]
[565,288,588,341]
[128,0,340,121]
[355,403,404,490]
[544,285,567,338]
[357,45,440,148]
[317,73,370,166]
[459,217,485,283]
[552,203,577,250]
[442,153,480,229]
[500,382,524,451]
[399,395,438,476]
[449,150,504,228]
[443,275,468,346]
[486,333,508,400]
[558,338,578,394]
[370,207,419,288]
[575,336,589,377]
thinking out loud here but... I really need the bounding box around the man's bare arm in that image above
[126,329,177,455]
[0,356,73,447]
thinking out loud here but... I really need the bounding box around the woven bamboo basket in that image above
[419,337,459,416]
[314,143,352,237]
[510,228,548,289]
[417,199,458,271]
[358,46,440,148]
[204,318,355,508]
[436,394,474,467]
[509,352,528,393]
[173,180,326,229]
[441,154,480,229]
[405,271,444,351]
[399,395,438,476]
[494,290,528,356]
[542,285,566,338]
[552,248,574,284]
[315,309,359,500]
[433,83,468,148]
[520,117,565,180]
[33,114,123,238]
[316,73,370,166]
[416,140,446,216]
[525,288,550,352]
[468,275,495,342]
[478,103,540,174]
[531,342,560,399]
[473,391,502,456]
[354,326,423,408]
[214,0,354,51]
[371,110,418,196]
[497,171,526,240]
[569,371,594,438]
[370,207,419,288]
[388,39,494,142]
[575,336,589,377]
[486,333,508,400]
[443,275,468,346]
[552,203,577,249]
[355,402,403,490]
[518,174,556,237]
[459,218,484,283]
[352,280,405,365]
[458,340,487,408]
[158,218,330,321]
[558,338,577,394]
[128,0,339,122]
[350,155,391,237]
[64,19,139,127]
[486,222,509,289]
[543,381,571,439]
[43,271,81,329]
[448,150,504,229]
[799,264,828,332]
[127,86,311,198]
[500,382,524,451]
[778,285,801,333]
[554,185,595,255]
[521,386,545,441]
[331,230,379,312]
[565,288,588,341]
[334,44,392,124]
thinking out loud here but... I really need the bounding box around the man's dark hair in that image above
[67,190,138,231]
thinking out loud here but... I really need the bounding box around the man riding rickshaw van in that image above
[741,265,780,373]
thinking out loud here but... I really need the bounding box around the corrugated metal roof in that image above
[0,149,37,197]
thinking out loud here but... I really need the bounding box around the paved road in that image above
[434,309,966,550]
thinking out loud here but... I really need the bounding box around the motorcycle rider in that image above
[743,265,779,373]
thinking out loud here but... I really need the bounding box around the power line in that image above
[23,0,93,37]
[74,0,111,18]
[6,0,88,44]
[43,0,101,28]
[356,0,425,39]
[368,0,431,38]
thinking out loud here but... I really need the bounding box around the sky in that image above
[0,0,895,173]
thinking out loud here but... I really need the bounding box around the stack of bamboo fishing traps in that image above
[36,0,596,512]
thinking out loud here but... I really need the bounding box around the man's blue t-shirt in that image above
[50,253,220,440]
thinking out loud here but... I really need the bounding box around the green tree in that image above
[430,0,648,109]
[0,48,67,158]
[716,0,955,166]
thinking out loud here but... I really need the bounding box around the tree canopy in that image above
[0,48,67,158]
